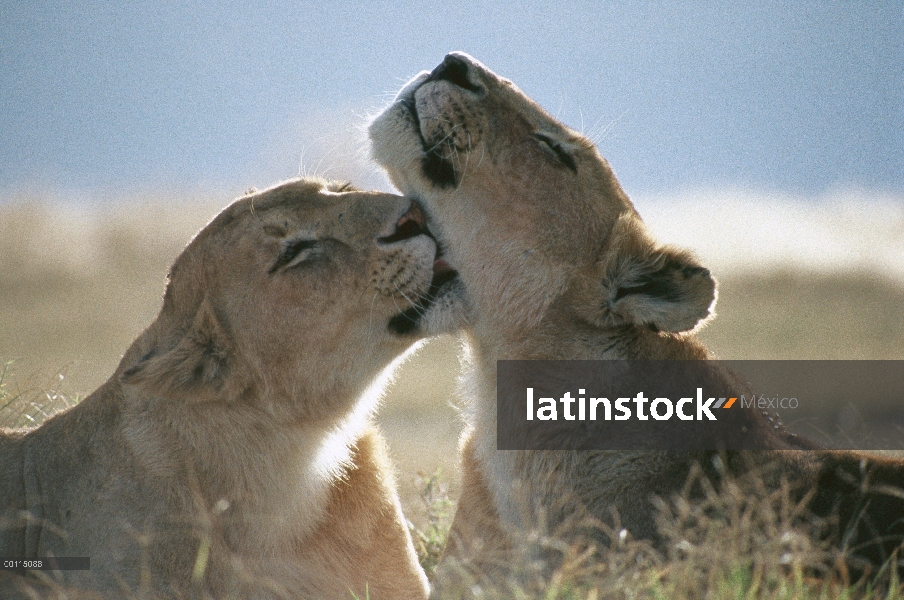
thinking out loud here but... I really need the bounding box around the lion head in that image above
[369,52,715,338]
[120,178,457,418]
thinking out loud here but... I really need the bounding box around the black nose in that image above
[427,54,481,93]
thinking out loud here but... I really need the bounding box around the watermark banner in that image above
[496,361,904,451]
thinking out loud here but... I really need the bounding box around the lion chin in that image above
[0,177,448,599]
[370,52,904,595]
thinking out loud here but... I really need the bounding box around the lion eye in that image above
[269,239,318,273]
[533,133,577,173]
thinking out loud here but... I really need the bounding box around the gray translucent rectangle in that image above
[496,360,904,451]
[0,557,90,571]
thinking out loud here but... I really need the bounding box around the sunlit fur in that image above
[0,178,430,599]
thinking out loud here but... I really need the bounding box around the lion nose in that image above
[427,53,481,93]
[378,201,429,244]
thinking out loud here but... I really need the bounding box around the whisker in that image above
[588,109,628,148]
[366,289,380,344]
[393,284,419,308]
[453,134,473,190]
[425,123,464,154]
[475,140,486,170]
[297,146,308,178]
[392,284,431,320]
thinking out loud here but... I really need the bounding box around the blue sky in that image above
[1,1,901,201]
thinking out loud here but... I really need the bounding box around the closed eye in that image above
[269,239,318,273]
[533,133,577,173]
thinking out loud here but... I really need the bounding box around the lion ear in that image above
[120,299,232,400]
[589,213,717,333]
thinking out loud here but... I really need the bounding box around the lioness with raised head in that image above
[370,53,904,593]
[0,178,453,599]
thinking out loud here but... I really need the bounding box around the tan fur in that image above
[0,178,431,599]
[370,53,904,593]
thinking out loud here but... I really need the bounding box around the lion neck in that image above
[119,381,364,547]
[462,306,710,463]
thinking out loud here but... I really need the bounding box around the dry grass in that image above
[408,462,904,599]
[2,197,904,597]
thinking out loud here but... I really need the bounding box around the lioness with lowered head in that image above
[370,53,904,593]
[0,178,457,599]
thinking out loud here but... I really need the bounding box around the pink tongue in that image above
[433,258,453,274]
